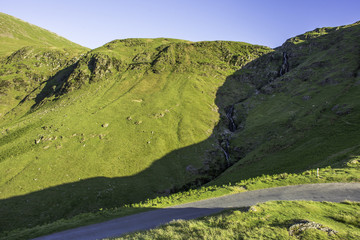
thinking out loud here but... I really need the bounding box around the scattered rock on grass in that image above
[302,95,311,101]
[249,206,258,212]
[186,165,198,175]
[134,120,142,125]
[319,78,339,86]
[331,104,352,116]
[350,159,359,164]
[288,220,338,237]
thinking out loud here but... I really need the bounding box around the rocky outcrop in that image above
[279,52,289,76]
[331,104,353,116]
[288,220,338,238]
[0,46,83,114]
[226,105,237,132]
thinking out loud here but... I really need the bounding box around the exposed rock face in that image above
[226,105,237,132]
[288,220,338,238]
[186,165,198,175]
[302,95,311,101]
[279,52,289,76]
[331,104,352,116]
[319,78,339,86]
[220,139,231,167]
[0,46,82,114]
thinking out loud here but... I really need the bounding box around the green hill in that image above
[0,13,360,239]
[0,34,271,232]
[211,21,360,185]
[0,12,87,57]
[0,12,89,117]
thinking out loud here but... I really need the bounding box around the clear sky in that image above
[1,0,359,49]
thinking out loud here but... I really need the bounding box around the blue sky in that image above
[1,0,360,49]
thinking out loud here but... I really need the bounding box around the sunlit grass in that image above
[115,201,360,239]
[2,158,359,240]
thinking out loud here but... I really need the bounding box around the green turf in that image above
[116,201,360,239]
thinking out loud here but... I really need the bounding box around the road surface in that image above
[33,182,360,240]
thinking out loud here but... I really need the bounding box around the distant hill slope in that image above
[0,12,89,116]
[0,12,87,57]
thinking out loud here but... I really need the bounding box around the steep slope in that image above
[0,46,86,117]
[210,21,360,184]
[0,12,86,57]
[0,37,271,232]
[0,12,89,117]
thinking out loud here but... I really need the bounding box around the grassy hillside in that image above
[0,12,89,116]
[2,157,359,240]
[114,21,360,239]
[0,36,271,233]
[210,21,360,185]
[1,14,360,239]
[0,46,87,116]
[0,12,87,57]
[118,201,360,239]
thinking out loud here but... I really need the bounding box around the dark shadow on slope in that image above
[2,23,360,238]
[18,62,78,110]
[30,207,227,240]
[0,55,267,235]
[32,63,78,108]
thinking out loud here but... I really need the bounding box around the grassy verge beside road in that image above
[2,156,359,240]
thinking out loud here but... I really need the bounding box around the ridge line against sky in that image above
[1,0,360,49]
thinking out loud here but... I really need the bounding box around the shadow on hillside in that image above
[0,57,260,234]
[0,51,287,237]
[30,207,228,240]
[0,140,228,234]
[19,62,78,110]
[0,48,306,235]
[2,26,360,237]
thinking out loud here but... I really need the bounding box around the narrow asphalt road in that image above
[33,182,360,240]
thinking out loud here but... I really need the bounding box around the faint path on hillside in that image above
[33,182,360,240]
